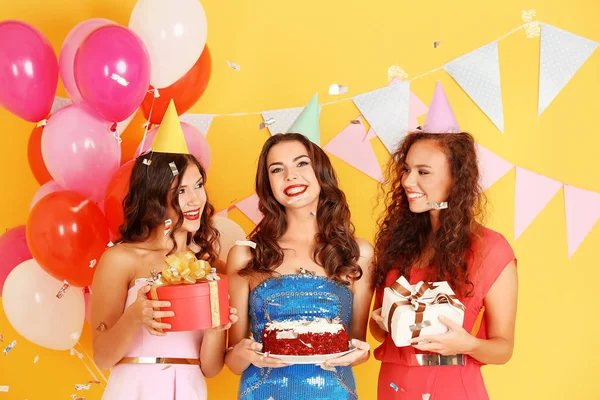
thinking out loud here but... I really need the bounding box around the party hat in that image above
[287,93,320,146]
[422,81,460,134]
[151,99,189,154]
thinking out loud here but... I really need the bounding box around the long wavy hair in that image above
[240,133,361,284]
[119,152,219,264]
[373,131,486,296]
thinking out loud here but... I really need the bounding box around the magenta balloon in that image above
[0,226,32,295]
[74,25,151,122]
[59,18,115,104]
[41,104,121,202]
[0,21,58,122]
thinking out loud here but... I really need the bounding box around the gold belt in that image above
[118,357,200,365]
[415,354,466,366]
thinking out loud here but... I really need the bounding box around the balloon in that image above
[129,0,208,88]
[213,216,247,262]
[27,191,110,287]
[136,122,210,171]
[119,110,152,164]
[30,180,63,210]
[41,104,121,202]
[59,18,116,103]
[141,46,212,124]
[0,21,58,122]
[104,160,135,235]
[0,226,32,296]
[2,259,84,350]
[74,25,151,122]
[27,123,53,185]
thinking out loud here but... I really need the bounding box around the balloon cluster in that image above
[0,0,232,351]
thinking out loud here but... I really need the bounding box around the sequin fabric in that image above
[238,274,357,399]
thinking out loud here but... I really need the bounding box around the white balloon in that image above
[2,259,85,350]
[213,216,247,262]
[129,0,208,88]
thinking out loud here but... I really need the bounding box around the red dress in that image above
[375,228,516,400]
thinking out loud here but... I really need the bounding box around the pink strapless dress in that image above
[102,280,207,400]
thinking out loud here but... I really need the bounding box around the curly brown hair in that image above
[119,152,220,264]
[373,131,486,296]
[240,133,361,284]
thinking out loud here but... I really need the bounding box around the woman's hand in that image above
[128,284,173,336]
[411,315,477,356]
[231,338,289,369]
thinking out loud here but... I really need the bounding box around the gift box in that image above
[146,251,230,332]
[381,276,465,347]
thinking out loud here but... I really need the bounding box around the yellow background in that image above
[1,0,600,399]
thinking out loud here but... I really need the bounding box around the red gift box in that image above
[148,274,229,332]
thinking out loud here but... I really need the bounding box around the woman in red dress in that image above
[370,82,518,400]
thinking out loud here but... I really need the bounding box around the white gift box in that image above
[381,276,465,347]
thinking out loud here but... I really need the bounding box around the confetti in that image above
[0,333,3,342]
[521,9,536,22]
[107,241,115,248]
[110,73,130,87]
[75,384,91,391]
[226,60,240,71]
[433,40,441,48]
[426,201,448,210]
[89,259,97,269]
[259,117,275,130]
[422,394,431,400]
[390,382,398,391]
[388,65,408,82]
[36,119,47,127]
[33,355,39,364]
[0,386,8,392]
[87,381,101,385]
[143,158,152,166]
[521,10,540,38]
[328,84,348,95]
[56,281,70,299]
[235,240,257,249]
[3,340,16,355]
[70,200,90,213]
[164,219,173,236]
[309,211,316,217]
[169,161,179,176]
[71,395,85,400]
[349,119,361,124]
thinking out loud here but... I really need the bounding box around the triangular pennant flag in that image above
[444,42,504,133]
[364,127,377,141]
[514,167,563,240]
[476,144,514,191]
[538,23,599,115]
[564,185,600,258]
[179,113,214,137]
[323,118,384,182]
[215,209,228,218]
[51,96,72,114]
[262,107,304,136]
[408,91,429,130]
[353,81,410,153]
[236,193,263,225]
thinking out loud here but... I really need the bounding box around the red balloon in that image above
[26,191,110,287]
[141,45,211,125]
[104,160,135,235]
[27,123,53,185]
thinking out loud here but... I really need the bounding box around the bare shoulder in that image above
[95,244,138,279]
[226,244,253,274]
[355,237,374,260]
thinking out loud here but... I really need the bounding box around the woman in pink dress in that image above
[370,83,518,400]
[92,132,236,398]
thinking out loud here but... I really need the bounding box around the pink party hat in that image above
[422,81,460,133]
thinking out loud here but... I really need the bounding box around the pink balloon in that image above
[30,180,64,210]
[0,21,58,122]
[59,18,115,104]
[41,104,121,202]
[74,25,151,122]
[136,122,211,171]
[0,226,33,295]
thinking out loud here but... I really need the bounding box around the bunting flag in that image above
[514,167,563,240]
[51,96,72,114]
[476,144,514,191]
[323,118,384,182]
[408,91,429,130]
[564,185,600,258]
[235,193,263,224]
[444,42,505,133]
[538,23,599,115]
[353,81,410,153]
[261,107,304,136]
[179,113,214,136]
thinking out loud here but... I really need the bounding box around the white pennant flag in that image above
[261,107,304,136]
[444,42,504,133]
[538,23,599,115]
[179,114,214,136]
[353,81,410,153]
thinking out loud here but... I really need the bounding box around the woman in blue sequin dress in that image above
[225,133,375,399]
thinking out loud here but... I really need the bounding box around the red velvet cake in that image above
[261,318,349,356]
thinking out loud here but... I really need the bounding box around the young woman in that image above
[92,152,237,399]
[225,133,374,399]
[370,130,518,400]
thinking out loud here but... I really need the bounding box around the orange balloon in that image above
[119,110,152,165]
[27,124,52,185]
[141,45,211,125]
[104,160,135,235]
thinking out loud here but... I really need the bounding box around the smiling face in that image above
[266,140,321,210]
[165,163,207,233]
[401,139,453,213]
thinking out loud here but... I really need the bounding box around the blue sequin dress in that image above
[238,274,358,399]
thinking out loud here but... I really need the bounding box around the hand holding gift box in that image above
[146,251,230,332]
[381,276,465,347]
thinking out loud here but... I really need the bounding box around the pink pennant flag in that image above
[476,144,514,191]
[215,209,228,218]
[514,167,563,240]
[364,127,377,141]
[564,185,600,258]
[236,194,263,225]
[408,91,429,130]
[324,119,384,182]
